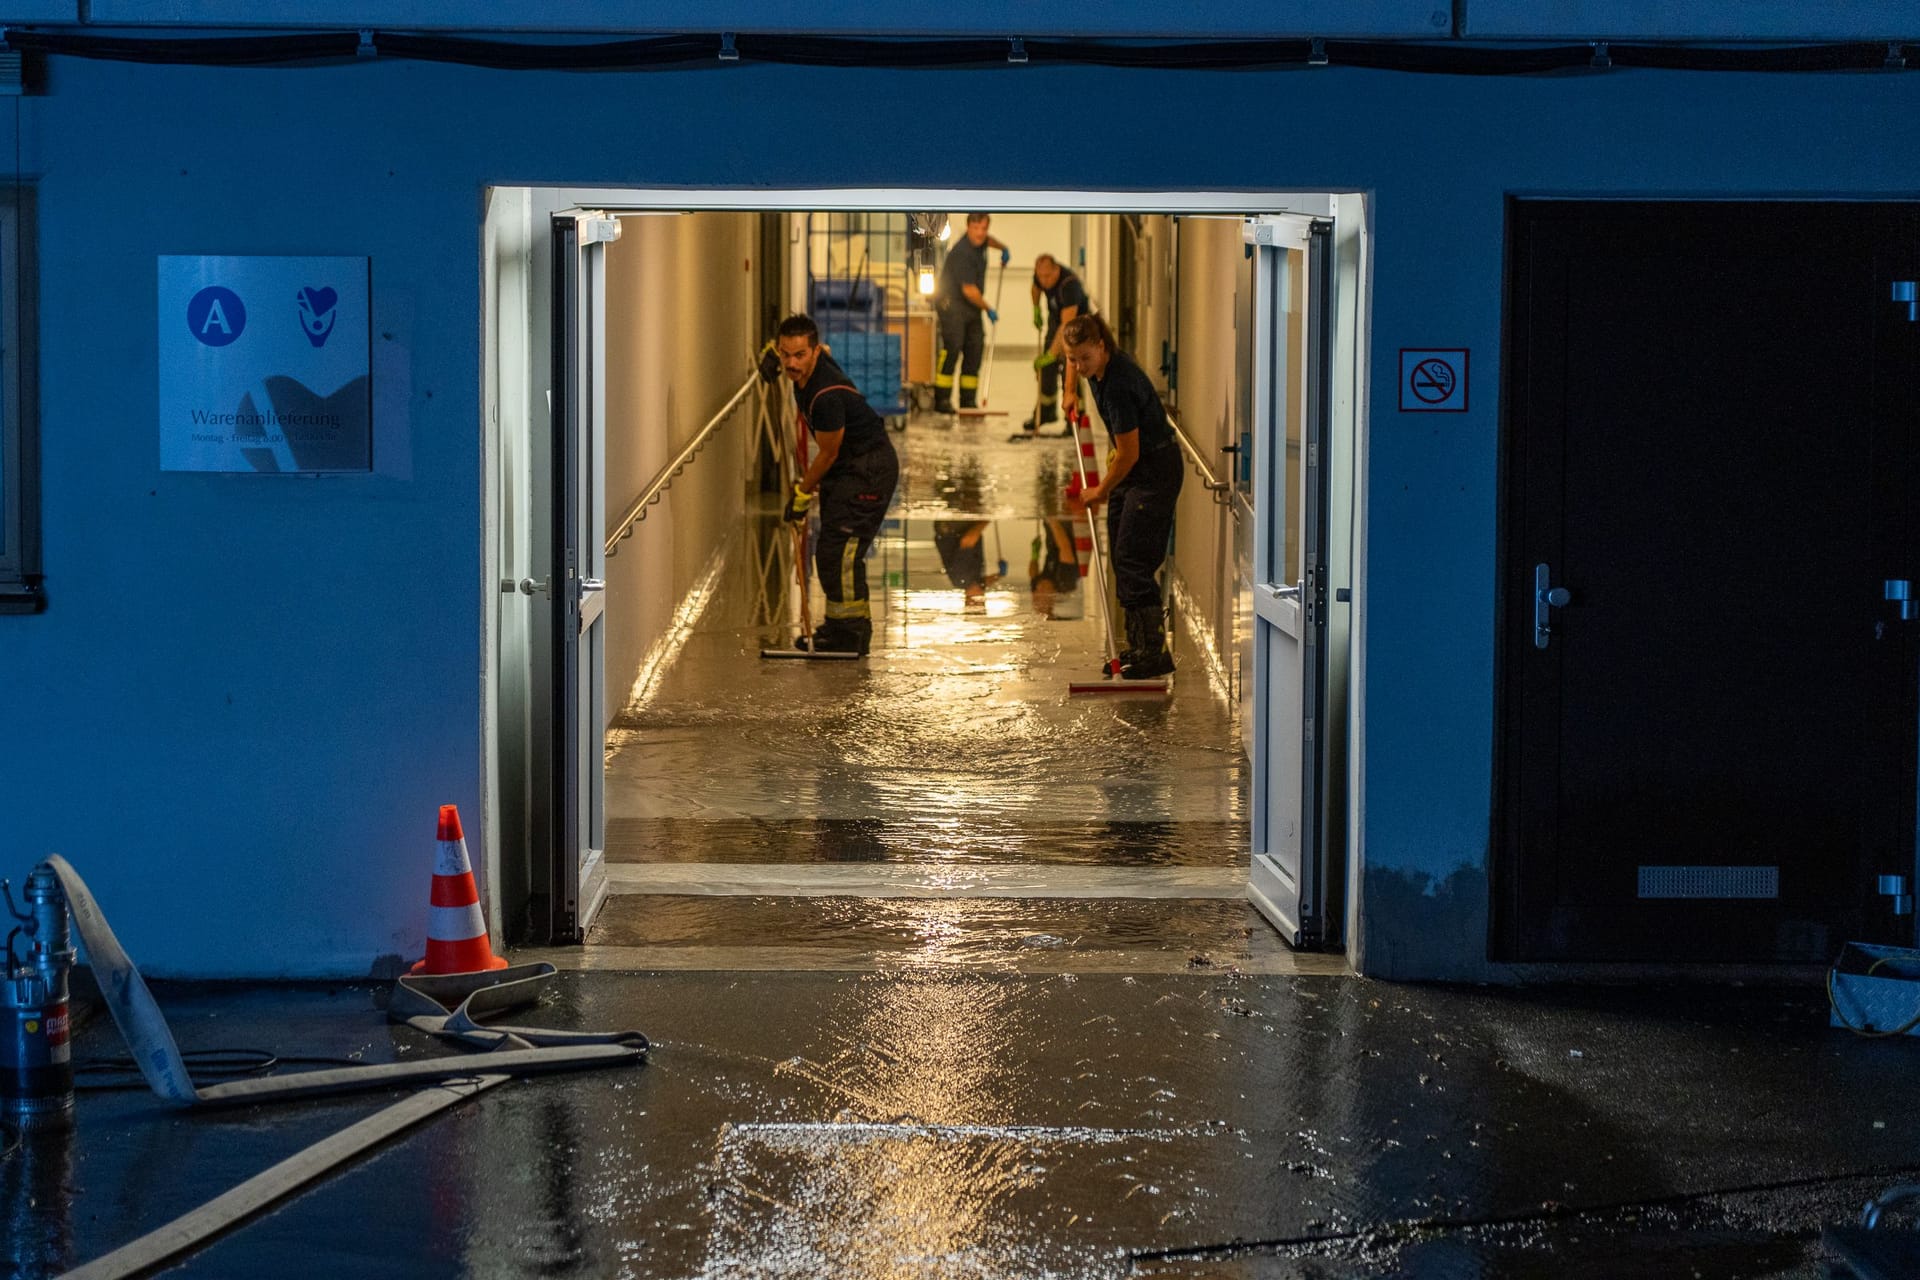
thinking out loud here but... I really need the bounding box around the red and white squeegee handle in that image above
[1067,409,1122,677]
[794,412,812,640]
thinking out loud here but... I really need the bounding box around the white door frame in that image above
[479,185,1371,948]
[1243,213,1339,946]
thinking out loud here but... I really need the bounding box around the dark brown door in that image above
[1497,200,1920,963]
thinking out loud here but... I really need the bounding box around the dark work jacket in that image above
[937,237,990,310]
[797,352,891,476]
[1089,349,1176,457]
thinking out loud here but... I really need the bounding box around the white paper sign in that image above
[158,255,371,472]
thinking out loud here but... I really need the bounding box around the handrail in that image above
[1166,407,1250,522]
[605,371,759,556]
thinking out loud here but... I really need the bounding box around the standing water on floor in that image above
[596,347,1271,970]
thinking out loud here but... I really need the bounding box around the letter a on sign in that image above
[201,299,231,336]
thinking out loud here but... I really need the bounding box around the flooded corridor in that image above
[587,356,1323,975]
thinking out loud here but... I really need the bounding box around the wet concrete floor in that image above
[12,973,1914,1277]
[20,360,1897,1278]
[598,353,1256,972]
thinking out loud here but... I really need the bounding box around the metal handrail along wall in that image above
[1166,407,1251,521]
[605,371,759,556]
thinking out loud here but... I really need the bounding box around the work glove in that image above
[757,341,780,384]
[1032,304,1044,329]
[985,308,999,324]
[1033,351,1058,371]
[1000,247,1011,267]
[783,484,812,523]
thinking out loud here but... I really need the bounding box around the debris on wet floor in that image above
[13,972,1920,1277]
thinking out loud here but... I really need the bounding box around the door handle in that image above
[502,577,550,597]
[1886,579,1917,621]
[1534,563,1570,649]
[1271,583,1301,601]
[578,578,606,597]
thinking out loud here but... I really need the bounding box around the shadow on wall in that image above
[1361,862,1490,982]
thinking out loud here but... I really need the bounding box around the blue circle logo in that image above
[186,286,246,347]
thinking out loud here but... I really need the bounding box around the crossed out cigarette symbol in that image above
[1410,358,1456,404]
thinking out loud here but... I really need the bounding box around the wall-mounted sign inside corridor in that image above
[1398,348,1469,413]
[158,256,371,472]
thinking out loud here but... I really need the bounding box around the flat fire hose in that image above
[58,1075,508,1280]
[45,855,647,1108]
[388,962,649,1052]
[46,855,648,1278]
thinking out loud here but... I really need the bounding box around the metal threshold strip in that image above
[600,863,1250,899]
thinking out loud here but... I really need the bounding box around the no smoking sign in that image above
[1399,348,1469,413]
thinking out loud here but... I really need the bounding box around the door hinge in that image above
[574,212,621,245]
[1882,875,1914,916]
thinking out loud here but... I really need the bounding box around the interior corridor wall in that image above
[1129,216,1174,398]
[10,51,1920,978]
[601,212,760,722]
[1163,217,1246,718]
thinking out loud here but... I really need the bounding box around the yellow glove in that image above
[782,484,812,523]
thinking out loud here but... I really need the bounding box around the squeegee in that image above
[761,414,860,661]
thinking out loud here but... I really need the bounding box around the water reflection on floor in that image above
[596,358,1262,970]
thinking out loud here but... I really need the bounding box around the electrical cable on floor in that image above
[71,1047,371,1091]
[1128,1161,1920,1264]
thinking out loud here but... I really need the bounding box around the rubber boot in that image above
[1114,604,1144,670]
[810,618,870,656]
[808,619,858,653]
[934,393,954,414]
[1120,606,1174,680]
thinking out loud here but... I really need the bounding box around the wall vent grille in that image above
[1637,865,1779,900]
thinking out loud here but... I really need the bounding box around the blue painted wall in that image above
[6,51,1917,977]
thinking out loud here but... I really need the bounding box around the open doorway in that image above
[483,190,1368,972]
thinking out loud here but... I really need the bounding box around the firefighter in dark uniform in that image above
[775,313,900,655]
[1023,254,1091,434]
[1063,312,1182,679]
[933,213,1010,413]
[1028,515,1083,619]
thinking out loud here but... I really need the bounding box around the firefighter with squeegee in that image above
[773,313,899,656]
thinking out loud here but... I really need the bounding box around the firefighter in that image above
[776,313,900,655]
[1062,311,1182,679]
[933,213,1010,413]
[1022,253,1091,435]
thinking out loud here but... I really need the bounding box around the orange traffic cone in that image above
[411,804,508,975]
